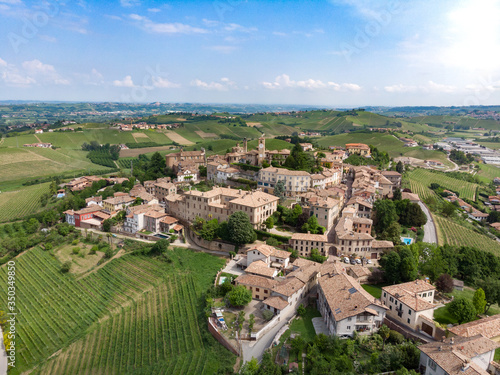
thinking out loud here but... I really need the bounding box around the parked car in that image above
[350,260,356,265]
[355,259,361,264]
[366,259,372,264]
[344,257,350,264]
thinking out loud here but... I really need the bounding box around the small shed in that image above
[452,278,464,291]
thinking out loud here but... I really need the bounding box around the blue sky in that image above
[1,0,500,106]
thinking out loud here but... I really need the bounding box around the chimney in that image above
[438,346,442,352]
[442,336,446,343]
[461,359,470,372]
[450,337,454,345]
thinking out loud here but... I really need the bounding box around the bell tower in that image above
[257,134,266,165]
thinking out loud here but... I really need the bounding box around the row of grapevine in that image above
[0,183,50,222]
[408,169,479,200]
[117,158,138,169]
[35,275,206,374]
[434,215,500,256]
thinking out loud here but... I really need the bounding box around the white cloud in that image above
[121,0,140,7]
[273,31,287,37]
[262,74,362,91]
[0,0,22,3]
[113,75,135,87]
[152,76,180,88]
[38,35,57,43]
[205,45,238,53]
[129,14,208,34]
[147,8,161,13]
[0,58,7,67]
[191,78,236,91]
[384,81,456,94]
[330,0,400,20]
[20,59,69,85]
[224,23,257,33]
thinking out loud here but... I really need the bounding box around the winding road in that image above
[418,201,438,244]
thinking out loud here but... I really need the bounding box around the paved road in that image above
[418,201,438,244]
[241,307,297,363]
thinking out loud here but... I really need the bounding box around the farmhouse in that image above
[346,143,371,156]
[317,272,387,337]
[418,335,500,375]
[448,314,500,341]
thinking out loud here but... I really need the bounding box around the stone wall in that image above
[187,228,237,253]
[208,317,240,356]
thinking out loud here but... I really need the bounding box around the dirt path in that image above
[34,134,42,143]
[164,130,194,145]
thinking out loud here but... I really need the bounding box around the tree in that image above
[266,237,279,247]
[477,278,500,314]
[393,188,402,201]
[448,297,476,324]
[472,288,487,315]
[380,221,402,245]
[238,310,246,333]
[148,152,166,177]
[240,357,259,375]
[102,219,112,232]
[61,261,72,273]
[309,248,327,263]
[399,247,418,282]
[226,211,257,245]
[302,215,324,234]
[291,336,306,358]
[381,251,401,284]
[395,161,404,174]
[262,309,274,321]
[264,216,274,229]
[435,274,454,293]
[442,202,457,217]
[248,313,255,332]
[104,247,114,259]
[227,285,252,307]
[200,219,220,241]
[374,199,398,234]
[379,324,390,350]
[273,179,285,203]
[297,304,306,316]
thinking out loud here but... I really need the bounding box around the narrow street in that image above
[418,202,438,244]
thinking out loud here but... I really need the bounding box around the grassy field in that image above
[475,163,500,183]
[361,283,389,299]
[434,215,500,256]
[0,183,50,222]
[289,306,322,342]
[406,169,479,200]
[0,247,231,374]
[434,288,500,325]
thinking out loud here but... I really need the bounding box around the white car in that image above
[344,257,350,264]
[355,259,361,264]
[366,259,372,264]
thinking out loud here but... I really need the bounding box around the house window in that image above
[256,288,260,292]
[347,326,351,330]
[428,358,437,371]
[347,317,352,321]
[256,295,259,299]
[407,318,411,324]
[408,309,411,315]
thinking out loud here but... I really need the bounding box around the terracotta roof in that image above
[235,274,277,289]
[160,216,178,224]
[245,260,277,278]
[401,192,420,201]
[347,265,371,278]
[85,196,102,203]
[292,258,320,269]
[271,248,291,259]
[381,171,402,176]
[103,195,135,205]
[74,205,104,215]
[246,244,274,257]
[448,314,500,339]
[173,224,183,231]
[372,240,394,249]
[337,231,374,241]
[272,277,305,297]
[230,190,279,208]
[382,280,436,311]
[291,233,328,242]
[260,167,310,176]
[419,335,500,375]
[347,196,373,208]
[92,211,111,220]
[346,143,370,150]
[318,273,386,321]
[145,210,167,219]
[263,296,289,310]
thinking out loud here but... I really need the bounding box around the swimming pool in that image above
[401,237,413,245]
[154,233,170,240]
[219,276,227,285]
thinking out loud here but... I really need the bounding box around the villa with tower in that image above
[226,135,291,167]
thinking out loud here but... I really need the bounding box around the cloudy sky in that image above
[1,0,500,106]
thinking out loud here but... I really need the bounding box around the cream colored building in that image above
[102,195,135,212]
[289,233,329,257]
[165,187,279,227]
[309,196,340,231]
[258,167,311,196]
[381,280,436,333]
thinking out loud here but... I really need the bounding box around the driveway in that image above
[222,256,245,276]
[241,306,297,363]
[418,202,438,244]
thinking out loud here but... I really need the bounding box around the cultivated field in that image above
[406,169,479,200]
[434,215,500,256]
[0,183,50,222]
[0,247,229,375]
[164,130,195,145]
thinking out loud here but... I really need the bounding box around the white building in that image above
[419,335,499,375]
[318,272,387,337]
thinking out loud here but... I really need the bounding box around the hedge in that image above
[254,229,291,243]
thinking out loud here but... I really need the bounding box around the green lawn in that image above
[361,283,389,299]
[289,306,322,342]
[495,348,500,362]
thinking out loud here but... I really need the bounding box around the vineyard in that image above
[117,157,138,169]
[86,150,116,168]
[0,183,50,222]
[0,247,230,374]
[406,169,479,200]
[434,215,500,256]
